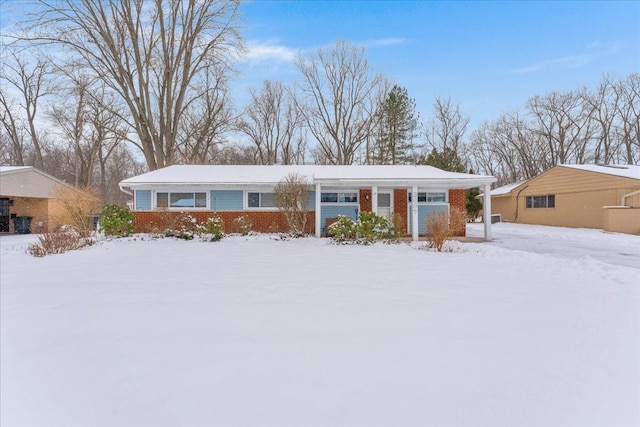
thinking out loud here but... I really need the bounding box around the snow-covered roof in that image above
[488,180,528,196]
[0,166,33,174]
[559,164,640,180]
[120,165,496,190]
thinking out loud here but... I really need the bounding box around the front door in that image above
[0,198,10,232]
[377,192,393,220]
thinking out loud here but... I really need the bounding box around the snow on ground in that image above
[1,224,638,426]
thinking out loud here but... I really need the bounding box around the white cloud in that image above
[242,41,297,63]
[510,54,593,74]
[363,37,411,48]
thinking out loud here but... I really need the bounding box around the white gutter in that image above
[621,189,640,206]
[118,183,133,196]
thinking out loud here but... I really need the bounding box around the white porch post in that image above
[411,186,419,242]
[483,183,492,241]
[371,186,378,215]
[315,183,322,237]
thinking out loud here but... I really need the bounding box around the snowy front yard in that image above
[1,224,638,426]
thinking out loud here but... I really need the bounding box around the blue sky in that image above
[1,0,638,132]
[238,0,640,129]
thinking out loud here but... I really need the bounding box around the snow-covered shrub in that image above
[27,230,92,257]
[164,212,197,240]
[328,215,357,243]
[99,204,134,237]
[329,212,394,245]
[357,212,393,243]
[233,215,253,235]
[197,214,225,242]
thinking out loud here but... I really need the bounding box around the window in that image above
[525,195,555,209]
[156,192,206,208]
[248,192,276,208]
[321,192,358,203]
[408,192,446,203]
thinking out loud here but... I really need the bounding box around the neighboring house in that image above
[0,166,70,233]
[119,165,497,241]
[483,164,640,234]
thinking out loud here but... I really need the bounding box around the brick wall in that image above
[359,189,372,213]
[394,189,408,234]
[133,211,316,234]
[7,197,50,233]
[448,189,466,236]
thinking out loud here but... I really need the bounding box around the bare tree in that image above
[177,69,235,164]
[17,0,243,170]
[294,40,384,165]
[526,90,595,165]
[237,80,304,165]
[425,97,470,156]
[274,172,312,236]
[581,76,620,164]
[0,50,54,168]
[614,73,640,164]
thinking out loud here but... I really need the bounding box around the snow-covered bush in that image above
[99,204,134,237]
[233,215,253,235]
[357,212,393,243]
[328,212,392,244]
[27,230,92,257]
[197,215,225,242]
[164,212,197,240]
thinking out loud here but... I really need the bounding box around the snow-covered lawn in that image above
[1,223,638,426]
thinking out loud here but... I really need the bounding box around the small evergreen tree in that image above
[466,187,483,221]
[419,147,466,173]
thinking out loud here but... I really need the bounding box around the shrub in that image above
[391,213,407,238]
[197,215,225,241]
[99,204,134,237]
[51,185,103,238]
[425,207,467,252]
[233,215,253,235]
[274,173,311,236]
[328,215,357,243]
[328,212,392,244]
[164,212,197,240]
[27,230,91,257]
[357,211,392,243]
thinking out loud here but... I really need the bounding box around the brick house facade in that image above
[120,165,496,241]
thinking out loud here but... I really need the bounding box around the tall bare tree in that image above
[48,73,127,187]
[294,40,384,165]
[236,80,304,165]
[0,50,53,168]
[614,73,640,164]
[18,0,243,170]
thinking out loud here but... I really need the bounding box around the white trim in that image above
[411,186,419,242]
[483,183,492,241]
[371,186,378,216]
[621,189,640,206]
[315,183,322,237]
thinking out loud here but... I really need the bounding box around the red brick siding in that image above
[448,189,466,237]
[394,189,408,234]
[133,211,315,234]
[359,189,372,213]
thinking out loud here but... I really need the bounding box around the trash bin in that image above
[13,216,33,234]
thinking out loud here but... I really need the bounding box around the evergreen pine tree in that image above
[369,85,418,164]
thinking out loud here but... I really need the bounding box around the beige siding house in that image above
[484,164,640,234]
[0,166,70,233]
